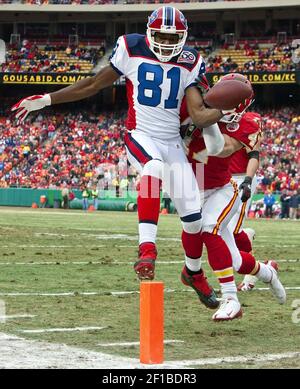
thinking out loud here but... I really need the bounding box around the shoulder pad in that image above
[225,112,262,150]
[124,34,145,48]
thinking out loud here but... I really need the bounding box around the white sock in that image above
[221,281,238,301]
[185,255,202,272]
[256,262,273,283]
[139,223,157,245]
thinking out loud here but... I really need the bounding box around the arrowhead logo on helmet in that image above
[147,6,188,63]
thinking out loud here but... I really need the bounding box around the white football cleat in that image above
[238,274,258,291]
[212,298,243,321]
[266,260,286,304]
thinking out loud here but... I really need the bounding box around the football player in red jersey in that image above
[180,75,286,321]
[228,124,261,292]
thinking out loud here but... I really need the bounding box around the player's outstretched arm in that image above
[245,140,261,179]
[239,141,261,202]
[185,86,223,128]
[12,65,120,123]
[217,134,243,158]
[50,65,120,105]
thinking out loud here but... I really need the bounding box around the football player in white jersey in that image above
[12,7,228,308]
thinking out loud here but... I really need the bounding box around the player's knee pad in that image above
[142,159,163,180]
[181,213,202,234]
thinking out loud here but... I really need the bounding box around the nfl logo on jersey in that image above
[178,50,196,64]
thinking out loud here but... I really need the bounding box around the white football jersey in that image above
[110,34,205,140]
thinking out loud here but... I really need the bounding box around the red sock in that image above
[234,230,252,253]
[182,230,203,259]
[202,232,234,284]
[137,175,161,224]
[237,251,260,275]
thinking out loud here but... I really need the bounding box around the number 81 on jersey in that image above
[137,63,180,109]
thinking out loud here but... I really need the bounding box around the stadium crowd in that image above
[2,40,104,74]
[0,105,299,217]
[206,42,299,73]
[0,110,136,191]
[2,38,298,74]
[251,107,300,219]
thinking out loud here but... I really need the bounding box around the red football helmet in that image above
[147,6,188,62]
[227,112,263,149]
[219,73,255,123]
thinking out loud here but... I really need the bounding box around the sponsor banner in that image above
[0,71,299,86]
[0,73,91,85]
[207,71,298,85]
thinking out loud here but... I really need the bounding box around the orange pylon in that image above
[140,281,164,364]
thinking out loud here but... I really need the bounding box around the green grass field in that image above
[0,207,299,368]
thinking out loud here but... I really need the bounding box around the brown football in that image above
[204,75,253,110]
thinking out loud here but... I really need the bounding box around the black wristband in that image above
[248,150,259,160]
[244,176,252,185]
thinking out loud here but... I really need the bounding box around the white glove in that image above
[11,94,51,123]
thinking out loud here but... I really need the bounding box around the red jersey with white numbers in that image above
[185,112,262,189]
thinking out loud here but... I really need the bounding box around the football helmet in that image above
[219,73,254,123]
[147,6,188,62]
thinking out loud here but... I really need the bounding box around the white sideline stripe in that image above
[1,286,300,297]
[164,351,300,368]
[0,314,36,320]
[97,340,184,347]
[18,326,107,334]
[0,332,299,369]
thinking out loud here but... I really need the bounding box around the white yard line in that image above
[0,314,36,320]
[34,232,180,241]
[1,286,300,297]
[97,340,184,347]
[117,245,176,248]
[0,259,297,266]
[0,209,108,217]
[1,245,106,248]
[259,235,300,238]
[253,244,300,250]
[18,326,107,334]
[0,332,299,369]
[0,261,108,266]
